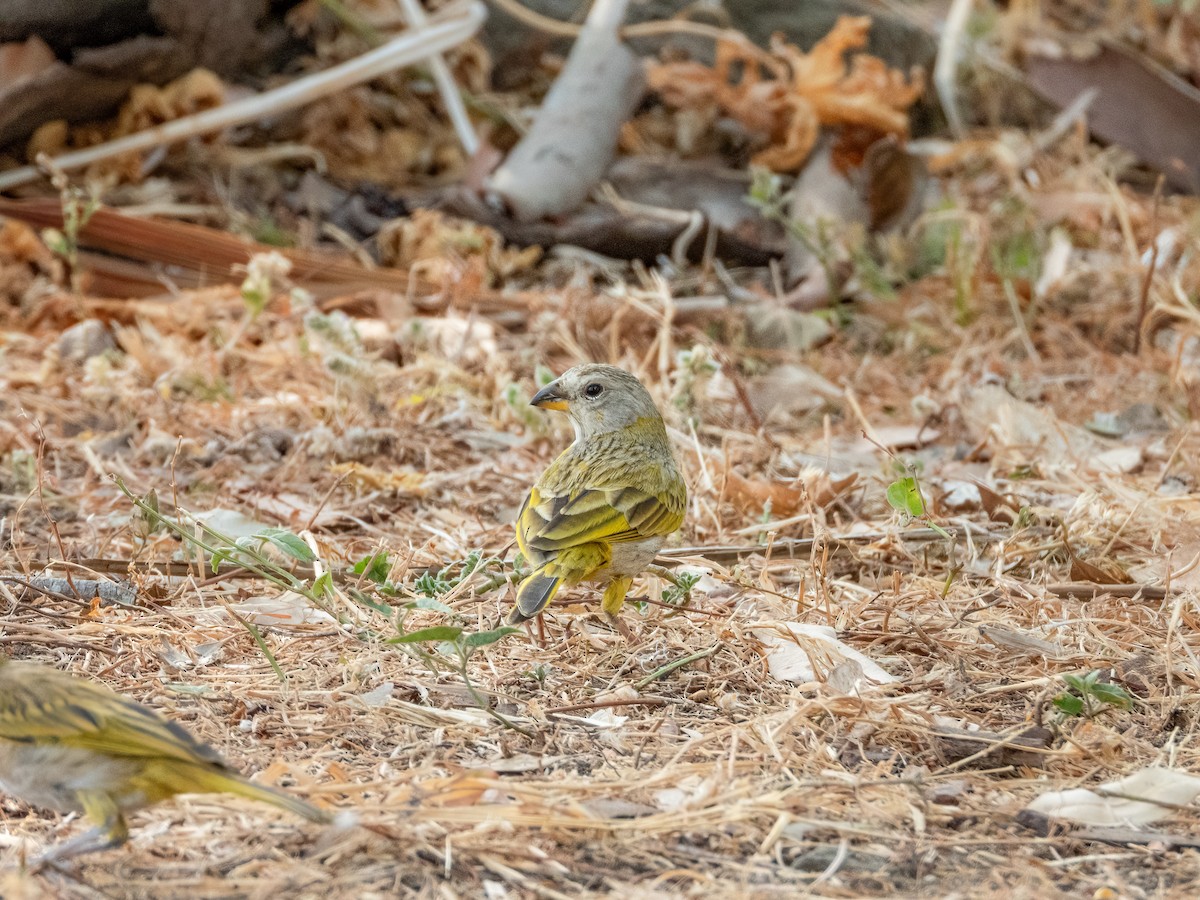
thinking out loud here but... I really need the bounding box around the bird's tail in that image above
[147,761,332,824]
[508,567,563,624]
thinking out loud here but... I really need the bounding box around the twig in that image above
[634,644,719,690]
[0,576,136,606]
[1043,583,1167,600]
[659,527,977,565]
[486,0,770,53]
[394,0,479,155]
[547,698,667,714]
[1134,175,1164,354]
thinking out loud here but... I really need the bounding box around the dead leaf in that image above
[377,208,541,287]
[751,622,896,686]
[1069,554,1134,585]
[330,462,428,496]
[0,36,56,91]
[976,481,1018,523]
[724,469,857,517]
[229,592,336,626]
[647,16,924,173]
[1025,767,1200,827]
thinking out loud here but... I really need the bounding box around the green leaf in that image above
[256,527,317,562]
[464,626,520,649]
[347,587,392,615]
[312,571,334,598]
[1088,683,1132,709]
[390,626,463,644]
[1053,693,1084,716]
[409,595,453,614]
[352,551,391,584]
[1062,674,1088,693]
[886,477,925,518]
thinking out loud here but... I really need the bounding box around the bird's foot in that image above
[30,827,123,871]
[607,613,641,645]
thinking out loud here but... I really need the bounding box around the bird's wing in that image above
[521,482,685,553]
[0,671,225,766]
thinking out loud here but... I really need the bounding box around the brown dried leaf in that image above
[331,462,428,496]
[646,16,925,172]
[1069,553,1134,585]
[976,482,1017,523]
[377,208,541,288]
[725,469,857,517]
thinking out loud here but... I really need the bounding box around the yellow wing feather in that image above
[0,667,223,766]
[519,484,685,558]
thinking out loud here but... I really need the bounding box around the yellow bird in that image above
[508,364,687,630]
[0,656,331,863]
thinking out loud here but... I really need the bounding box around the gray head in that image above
[530,364,663,439]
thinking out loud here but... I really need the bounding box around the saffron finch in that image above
[508,364,687,629]
[0,656,330,863]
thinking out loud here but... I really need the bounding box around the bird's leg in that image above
[608,614,640,645]
[536,612,547,648]
[601,577,639,644]
[33,792,128,870]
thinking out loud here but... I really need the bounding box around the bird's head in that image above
[530,364,662,439]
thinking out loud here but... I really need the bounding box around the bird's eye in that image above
[584,383,603,398]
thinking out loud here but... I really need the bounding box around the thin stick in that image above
[1134,175,1164,354]
[547,698,667,714]
[394,0,479,155]
[634,644,719,690]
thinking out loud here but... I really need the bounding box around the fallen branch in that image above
[485,0,644,221]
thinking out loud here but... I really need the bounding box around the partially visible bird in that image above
[0,656,331,864]
[508,364,687,633]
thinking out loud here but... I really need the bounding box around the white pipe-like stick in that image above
[485,0,643,222]
[0,1,486,192]
[934,0,973,138]
[394,0,479,156]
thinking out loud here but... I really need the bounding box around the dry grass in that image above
[2,96,1200,900]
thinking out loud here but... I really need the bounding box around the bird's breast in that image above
[0,740,145,813]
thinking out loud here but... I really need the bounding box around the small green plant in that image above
[239,251,293,319]
[346,548,524,731]
[747,167,842,299]
[671,345,718,425]
[504,381,545,431]
[41,181,99,295]
[116,477,333,681]
[390,624,525,731]
[1053,671,1133,719]
[119,479,528,727]
[879,453,951,541]
[911,206,983,324]
[661,570,701,605]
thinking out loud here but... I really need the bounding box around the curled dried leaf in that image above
[646,16,924,172]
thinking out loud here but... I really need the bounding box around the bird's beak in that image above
[530,381,568,411]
